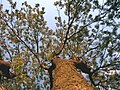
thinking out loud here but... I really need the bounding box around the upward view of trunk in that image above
[52,57,94,90]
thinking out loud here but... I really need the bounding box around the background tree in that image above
[0,0,120,90]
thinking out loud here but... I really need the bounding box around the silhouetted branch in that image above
[10,27,39,61]
[91,62,116,75]
[56,1,75,56]
[2,18,41,64]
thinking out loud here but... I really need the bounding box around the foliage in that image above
[0,0,120,89]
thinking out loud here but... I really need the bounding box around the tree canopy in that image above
[0,0,120,89]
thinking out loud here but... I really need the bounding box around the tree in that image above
[0,0,120,89]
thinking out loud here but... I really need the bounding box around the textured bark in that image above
[0,85,5,90]
[52,57,94,90]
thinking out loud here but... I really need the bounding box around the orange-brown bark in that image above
[52,57,94,90]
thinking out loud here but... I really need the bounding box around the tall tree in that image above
[0,0,120,89]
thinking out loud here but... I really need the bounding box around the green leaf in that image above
[93,0,99,6]
[35,4,40,7]
[95,24,99,29]
[42,7,45,11]
[5,9,9,13]
[88,14,92,18]
[108,14,113,19]
[94,15,100,21]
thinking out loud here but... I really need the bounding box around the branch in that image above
[55,1,75,56]
[39,62,49,70]
[3,19,40,64]
[55,0,107,56]
[2,19,51,71]
[68,22,92,40]
[91,63,116,75]
[33,29,39,53]
[68,10,108,41]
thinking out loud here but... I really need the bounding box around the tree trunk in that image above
[0,85,5,90]
[52,57,94,90]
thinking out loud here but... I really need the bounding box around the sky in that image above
[1,0,119,33]
[1,0,108,29]
[1,0,60,29]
